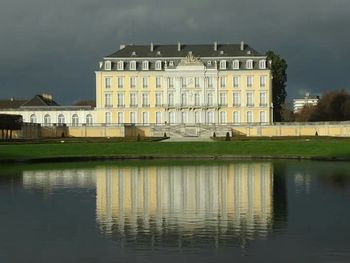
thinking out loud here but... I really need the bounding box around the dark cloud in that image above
[1,0,350,104]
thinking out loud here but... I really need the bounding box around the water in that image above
[0,160,350,262]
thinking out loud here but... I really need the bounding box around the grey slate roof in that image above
[0,99,27,109]
[21,95,60,107]
[106,43,262,58]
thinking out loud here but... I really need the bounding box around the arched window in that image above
[58,114,65,125]
[44,114,51,126]
[195,112,201,124]
[155,61,162,70]
[142,112,149,125]
[220,111,226,124]
[233,60,240,70]
[246,59,253,69]
[30,114,37,123]
[233,111,240,124]
[105,112,111,125]
[260,111,266,123]
[142,61,149,70]
[72,114,79,127]
[130,112,136,124]
[247,111,253,123]
[86,114,93,126]
[207,111,214,124]
[117,112,123,124]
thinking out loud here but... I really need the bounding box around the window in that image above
[219,93,226,106]
[260,76,266,87]
[246,59,253,69]
[130,112,136,124]
[58,114,65,125]
[208,77,213,88]
[195,77,200,88]
[169,112,175,124]
[247,76,253,87]
[86,114,93,126]
[156,112,161,124]
[30,114,37,123]
[117,61,124,70]
[130,61,136,70]
[260,111,266,122]
[220,60,226,69]
[233,76,239,88]
[168,93,174,106]
[142,77,148,88]
[72,114,79,127]
[105,112,111,125]
[142,61,149,70]
[220,111,226,124]
[207,93,213,106]
[118,77,124,88]
[169,61,174,67]
[259,60,266,69]
[233,111,240,123]
[117,93,124,107]
[44,114,51,126]
[195,112,201,124]
[181,77,187,88]
[168,77,174,88]
[130,77,136,88]
[260,92,267,106]
[104,61,111,70]
[220,76,226,88]
[155,61,162,70]
[181,112,187,124]
[207,111,214,124]
[233,92,240,106]
[130,93,137,107]
[247,111,253,123]
[156,77,161,88]
[233,60,240,70]
[247,92,253,107]
[142,93,149,107]
[181,93,187,106]
[194,93,200,106]
[105,77,111,89]
[142,112,149,125]
[207,61,212,66]
[155,93,162,107]
[117,112,124,124]
[105,93,112,107]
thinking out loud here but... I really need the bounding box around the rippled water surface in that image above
[0,160,350,262]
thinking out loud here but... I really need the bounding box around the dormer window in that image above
[246,59,253,69]
[207,61,212,66]
[156,51,161,56]
[142,61,149,70]
[131,51,137,56]
[233,60,240,70]
[104,61,111,70]
[259,60,266,69]
[130,61,136,70]
[169,61,174,67]
[220,60,226,70]
[155,60,162,70]
[117,61,124,70]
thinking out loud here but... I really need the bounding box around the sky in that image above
[1,0,350,105]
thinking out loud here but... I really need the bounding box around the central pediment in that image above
[176,53,205,71]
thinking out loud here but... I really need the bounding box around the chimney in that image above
[177,42,181,51]
[120,44,126,50]
[240,41,244,51]
[150,42,154,52]
[214,41,217,51]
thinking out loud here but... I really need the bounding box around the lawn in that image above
[1,138,350,162]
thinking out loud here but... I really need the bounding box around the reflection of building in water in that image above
[96,163,274,246]
[23,169,96,190]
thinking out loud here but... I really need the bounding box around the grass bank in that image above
[1,138,350,163]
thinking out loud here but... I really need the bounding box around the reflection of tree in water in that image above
[272,162,288,231]
[95,162,288,249]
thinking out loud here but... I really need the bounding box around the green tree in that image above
[266,51,288,122]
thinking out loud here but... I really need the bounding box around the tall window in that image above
[259,60,266,69]
[117,61,124,70]
[142,77,148,88]
[220,76,226,88]
[194,93,200,106]
[117,93,124,107]
[105,112,111,125]
[233,76,239,88]
[142,93,149,107]
[260,111,266,123]
[195,77,200,88]
[260,76,266,87]
[142,112,149,125]
[44,114,51,126]
[260,92,267,106]
[181,77,187,88]
[105,93,112,107]
[247,92,253,107]
[104,61,111,70]
[208,77,213,88]
[72,114,79,127]
[219,93,226,106]
[130,93,137,107]
[181,93,187,106]
[58,114,65,125]
[156,112,161,124]
[169,112,175,124]
[130,112,136,124]
[156,77,161,88]
[142,61,149,70]
[233,60,240,69]
[118,77,124,88]
[105,77,111,89]
[130,77,136,88]
[155,93,162,107]
[247,111,253,123]
[117,112,123,124]
[130,61,136,70]
[30,114,37,123]
[195,112,201,124]
[233,111,239,123]
[220,111,226,124]
[220,60,226,69]
[247,76,253,87]
[86,114,93,126]
[155,61,162,70]
[168,77,174,88]
[168,93,174,106]
[246,59,253,69]
[181,112,187,124]
[207,111,214,124]
[233,92,240,106]
[207,93,213,106]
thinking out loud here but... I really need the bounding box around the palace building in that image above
[95,42,273,126]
